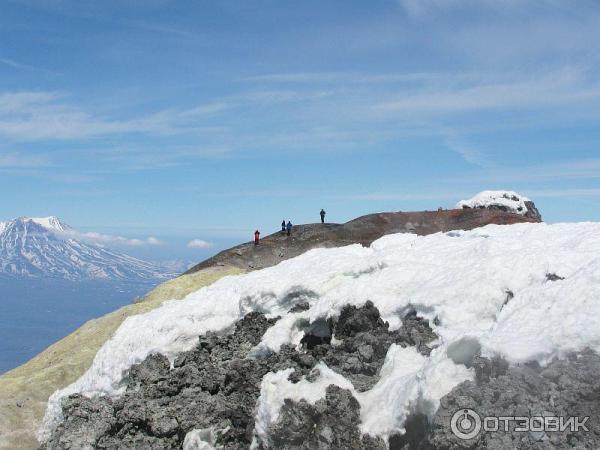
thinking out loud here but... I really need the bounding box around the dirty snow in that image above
[40,221,600,442]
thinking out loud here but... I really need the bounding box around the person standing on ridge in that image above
[320,209,326,224]
[281,220,286,233]
[286,221,292,236]
[254,230,260,245]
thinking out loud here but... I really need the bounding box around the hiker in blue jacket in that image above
[286,221,292,236]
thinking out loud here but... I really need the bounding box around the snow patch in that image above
[251,346,472,445]
[357,346,471,439]
[183,427,218,450]
[252,363,356,448]
[457,190,530,215]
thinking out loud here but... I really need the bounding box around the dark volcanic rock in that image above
[524,201,542,221]
[302,302,437,391]
[44,299,600,450]
[43,312,282,450]
[43,304,438,450]
[268,385,387,450]
[423,350,600,450]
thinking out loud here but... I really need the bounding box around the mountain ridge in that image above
[187,205,541,274]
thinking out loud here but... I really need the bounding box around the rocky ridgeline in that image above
[186,203,542,274]
[41,303,437,449]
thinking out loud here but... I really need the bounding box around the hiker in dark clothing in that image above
[254,230,260,245]
[286,221,292,236]
[281,220,286,233]
[320,209,326,224]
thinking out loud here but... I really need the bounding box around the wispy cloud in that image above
[441,131,497,168]
[3,66,600,176]
[395,0,567,17]
[446,158,600,185]
[241,72,345,83]
[0,91,231,141]
[127,20,203,40]
[0,57,35,71]
[241,71,472,85]
[63,230,164,247]
[348,191,468,202]
[372,68,600,116]
[526,188,600,198]
[0,151,48,168]
[187,238,213,249]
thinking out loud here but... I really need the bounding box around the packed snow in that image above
[40,221,600,442]
[456,190,530,215]
[29,216,70,232]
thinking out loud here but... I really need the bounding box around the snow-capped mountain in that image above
[0,216,170,281]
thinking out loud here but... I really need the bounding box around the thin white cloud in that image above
[526,188,600,198]
[440,130,497,168]
[0,57,34,71]
[62,230,164,247]
[241,72,344,83]
[349,187,600,203]
[0,92,231,141]
[242,71,470,85]
[396,0,566,17]
[0,152,48,168]
[349,191,468,201]
[444,158,600,185]
[372,68,600,116]
[187,239,213,249]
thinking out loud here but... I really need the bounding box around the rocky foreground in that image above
[41,303,436,448]
[43,302,599,449]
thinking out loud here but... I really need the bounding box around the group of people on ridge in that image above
[281,220,293,236]
[253,209,327,245]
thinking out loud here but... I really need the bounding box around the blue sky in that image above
[1,0,600,263]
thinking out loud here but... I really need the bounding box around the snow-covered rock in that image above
[457,190,541,220]
[40,221,600,444]
[0,216,170,281]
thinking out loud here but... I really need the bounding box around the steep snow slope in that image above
[28,216,70,232]
[40,221,600,442]
[0,217,168,281]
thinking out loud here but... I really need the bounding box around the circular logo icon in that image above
[450,408,482,440]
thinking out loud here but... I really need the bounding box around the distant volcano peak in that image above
[0,216,171,282]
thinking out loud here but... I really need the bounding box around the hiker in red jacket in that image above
[254,230,260,245]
